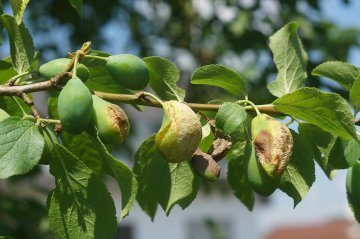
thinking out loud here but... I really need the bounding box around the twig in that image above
[94,91,282,114]
[0,72,71,96]
[20,92,40,119]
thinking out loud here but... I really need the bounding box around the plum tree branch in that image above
[0,80,359,127]
[93,91,280,114]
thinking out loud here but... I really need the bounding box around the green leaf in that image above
[9,0,29,24]
[312,61,359,91]
[350,76,360,114]
[267,22,308,97]
[69,0,83,16]
[279,130,315,207]
[1,14,35,73]
[329,137,360,169]
[227,142,255,211]
[215,102,247,135]
[347,192,360,223]
[298,123,337,179]
[48,143,117,239]
[100,144,138,219]
[0,96,31,117]
[85,65,133,94]
[133,136,159,220]
[0,57,17,84]
[191,64,247,98]
[143,56,185,101]
[86,128,138,219]
[61,132,104,176]
[134,135,200,217]
[162,160,199,214]
[198,123,215,152]
[273,87,357,140]
[0,117,44,178]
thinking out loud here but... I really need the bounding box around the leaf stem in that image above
[140,92,165,106]
[84,55,108,61]
[6,71,31,86]
[11,96,27,116]
[38,118,61,125]
[237,100,261,115]
[42,126,56,146]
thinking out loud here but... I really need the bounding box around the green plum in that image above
[245,142,279,196]
[39,58,90,82]
[58,77,93,134]
[106,54,150,90]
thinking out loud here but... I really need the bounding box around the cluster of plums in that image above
[39,54,150,144]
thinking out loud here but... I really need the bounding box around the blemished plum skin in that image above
[91,95,130,144]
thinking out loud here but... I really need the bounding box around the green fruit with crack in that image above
[155,100,202,163]
[58,77,93,134]
[251,114,293,178]
[346,162,360,205]
[245,142,279,196]
[39,128,58,164]
[91,95,130,144]
[191,148,220,182]
[39,58,90,82]
[0,108,10,122]
[106,54,149,90]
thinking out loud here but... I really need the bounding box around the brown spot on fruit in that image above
[251,114,293,178]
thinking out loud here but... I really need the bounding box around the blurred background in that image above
[1,0,360,238]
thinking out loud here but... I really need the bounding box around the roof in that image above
[265,219,360,239]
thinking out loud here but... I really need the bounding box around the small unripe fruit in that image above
[22,115,35,122]
[0,108,10,122]
[106,54,150,90]
[39,58,90,82]
[251,114,293,178]
[58,77,93,134]
[191,148,220,182]
[245,143,279,196]
[346,162,360,203]
[155,101,202,163]
[91,95,130,144]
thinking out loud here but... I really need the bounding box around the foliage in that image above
[0,1,359,238]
